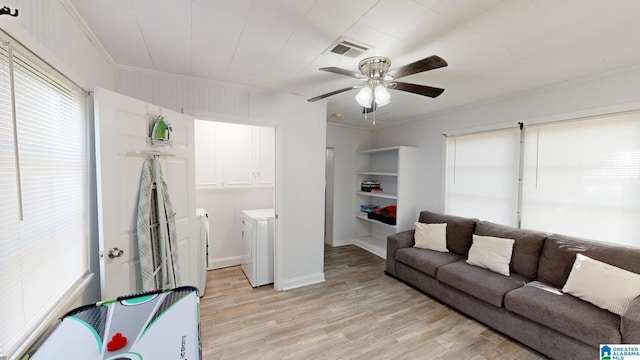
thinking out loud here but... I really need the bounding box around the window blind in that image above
[445,127,521,226]
[521,113,640,246]
[0,39,88,356]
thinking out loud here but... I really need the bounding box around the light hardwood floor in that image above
[200,245,548,360]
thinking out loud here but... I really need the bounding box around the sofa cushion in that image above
[395,248,463,278]
[538,233,640,288]
[466,234,515,276]
[437,260,527,307]
[413,222,448,252]
[563,254,640,315]
[474,221,546,280]
[418,211,477,256]
[505,283,621,347]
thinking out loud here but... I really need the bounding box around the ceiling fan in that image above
[307,55,448,112]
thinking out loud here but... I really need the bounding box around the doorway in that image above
[193,120,276,274]
[325,147,335,245]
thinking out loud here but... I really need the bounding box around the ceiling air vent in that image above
[327,38,370,58]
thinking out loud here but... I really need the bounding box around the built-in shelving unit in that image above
[353,146,417,258]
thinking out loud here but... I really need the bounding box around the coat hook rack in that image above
[0,6,19,17]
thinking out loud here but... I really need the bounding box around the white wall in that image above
[326,124,372,245]
[116,68,327,290]
[372,67,640,214]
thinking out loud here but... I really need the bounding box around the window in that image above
[445,127,521,226]
[444,112,640,247]
[522,114,640,246]
[0,37,89,356]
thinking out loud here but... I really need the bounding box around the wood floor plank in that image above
[199,245,548,359]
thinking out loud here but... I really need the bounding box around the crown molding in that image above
[60,0,116,67]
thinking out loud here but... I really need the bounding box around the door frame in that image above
[185,110,282,290]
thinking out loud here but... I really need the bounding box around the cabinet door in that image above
[254,126,275,186]
[194,120,221,186]
[220,122,254,186]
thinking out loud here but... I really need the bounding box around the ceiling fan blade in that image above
[307,86,358,102]
[319,67,367,80]
[387,55,448,80]
[390,82,445,98]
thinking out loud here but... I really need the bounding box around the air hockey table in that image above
[24,286,201,360]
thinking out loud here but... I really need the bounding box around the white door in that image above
[94,88,198,300]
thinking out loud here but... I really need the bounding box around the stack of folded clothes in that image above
[360,204,380,216]
[367,205,397,225]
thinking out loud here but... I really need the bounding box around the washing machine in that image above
[196,208,209,296]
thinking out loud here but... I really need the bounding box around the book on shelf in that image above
[361,180,382,192]
[361,180,380,185]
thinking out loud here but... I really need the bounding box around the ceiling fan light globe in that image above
[355,86,373,107]
[376,98,390,107]
[374,85,391,106]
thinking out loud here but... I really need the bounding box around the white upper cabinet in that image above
[254,126,275,186]
[195,120,275,188]
[194,120,220,187]
[221,122,254,186]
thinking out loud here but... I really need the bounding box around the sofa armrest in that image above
[622,296,640,343]
[385,229,415,276]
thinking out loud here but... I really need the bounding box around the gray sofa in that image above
[385,211,640,360]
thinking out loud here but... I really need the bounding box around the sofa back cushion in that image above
[538,233,640,288]
[474,221,546,280]
[418,211,477,256]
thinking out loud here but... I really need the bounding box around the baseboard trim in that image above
[208,256,241,270]
[279,272,325,291]
[329,238,353,247]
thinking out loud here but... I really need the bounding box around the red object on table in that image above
[107,332,127,351]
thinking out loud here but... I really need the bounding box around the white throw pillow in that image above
[562,253,640,315]
[413,222,448,252]
[466,234,515,276]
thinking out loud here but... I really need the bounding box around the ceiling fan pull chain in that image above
[373,107,376,126]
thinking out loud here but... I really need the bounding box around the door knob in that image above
[108,248,124,258]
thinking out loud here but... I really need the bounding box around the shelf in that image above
[353,145,416,259]
[357,171,398,176]
[356,214,397,229]
[352,235,386,259]
[356,191,397,199]
[357,146,402,154]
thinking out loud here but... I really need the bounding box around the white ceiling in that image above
[70,0,640,128]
